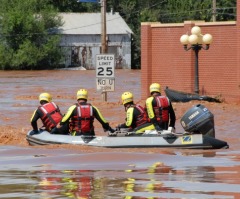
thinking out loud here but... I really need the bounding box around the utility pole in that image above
[212,0,216,22]
[101,0,107,54]
[101,0,107,101]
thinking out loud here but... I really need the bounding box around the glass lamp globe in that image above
[180,34,189,45]
[202,34,213,44]
[188,34,198,44]
[191,26,201,36]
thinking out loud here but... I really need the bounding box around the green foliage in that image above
[159,0,236,23]
[48,0,100,12]
[215,0,236,21]
[0,0,63,70]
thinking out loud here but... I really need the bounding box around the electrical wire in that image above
[0,2,236,37]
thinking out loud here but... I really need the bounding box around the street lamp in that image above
[180,26,213,94]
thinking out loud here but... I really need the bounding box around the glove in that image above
[115,124,121,131]
[108,127,117,136]
[30,130,39,135]
[168,126,176,134]
[154,124,162,132]
[108,127,115,133]
[108,131,117,136]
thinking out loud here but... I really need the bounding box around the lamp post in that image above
[180,26,213,94]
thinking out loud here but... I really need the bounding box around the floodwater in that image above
[0,69,240,199]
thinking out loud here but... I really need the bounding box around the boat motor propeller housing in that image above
[180,104,215,137]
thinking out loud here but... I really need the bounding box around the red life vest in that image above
[39,102,63,131]
[153,96,170,122]
[135,104,149,127]
[70,104,94,133]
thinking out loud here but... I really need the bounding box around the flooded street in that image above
[0,69,240,199]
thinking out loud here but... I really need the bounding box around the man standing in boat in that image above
[145,83,176,133]
[30,92,67,134]
[116,91,155,134]
[57,89,115,136]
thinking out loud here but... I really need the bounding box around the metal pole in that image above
[194,45,200,94]
[101,0,107,101]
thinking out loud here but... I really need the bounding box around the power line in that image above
[160,7,236,17]
[0,4,236,37]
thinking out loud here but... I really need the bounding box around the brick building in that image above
[141,2,240,103]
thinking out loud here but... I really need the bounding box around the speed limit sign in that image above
[96,54,115,78]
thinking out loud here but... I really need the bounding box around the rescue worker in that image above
[117,92,155,134]
[145,83,176,132]
[30,92,67,134]
[57,89,114,136]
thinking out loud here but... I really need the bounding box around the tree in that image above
[49,0,100,12]
[158,0,236,23]
[0,0,63,69]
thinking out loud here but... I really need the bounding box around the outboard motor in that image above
[180,104,215,138]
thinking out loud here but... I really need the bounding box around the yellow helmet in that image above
[77,89,88,100]
[149,83,161,94]
[121,92,133,105]
[39,93,52,103]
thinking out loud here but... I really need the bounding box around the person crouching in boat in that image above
[145,83,176,133]
[57,89,115,136]
[116,92,155,135]
[30,92,68,135]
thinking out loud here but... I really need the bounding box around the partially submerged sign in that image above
[96,54,115,92]
[96,78,115,92]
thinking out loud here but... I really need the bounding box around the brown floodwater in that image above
[0,69,240,199]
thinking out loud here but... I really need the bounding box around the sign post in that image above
[78,0,110,101]
[96,54,115,101]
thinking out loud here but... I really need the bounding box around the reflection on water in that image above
[35,170,93,199]
[1,160,240,199]
[1,146,240,198]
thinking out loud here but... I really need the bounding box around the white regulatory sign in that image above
[96,78,115,92]
[96,54,115,78]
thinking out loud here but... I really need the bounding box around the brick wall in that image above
[237,0,240,104]
[141,4,240,103]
